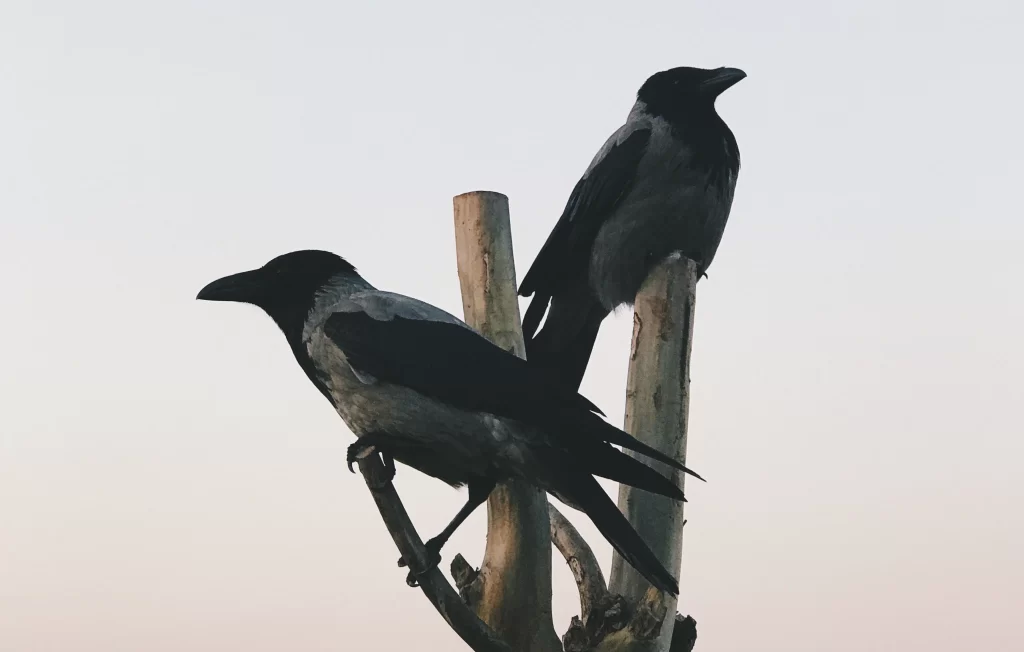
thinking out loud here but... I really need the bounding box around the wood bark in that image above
[451,191,562,652]
[602,253,699,652]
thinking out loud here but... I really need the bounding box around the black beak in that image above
[196,269,264,303]
[701,67,746,97]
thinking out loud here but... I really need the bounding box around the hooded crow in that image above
[197,249,702,594]
[519,66,744,389]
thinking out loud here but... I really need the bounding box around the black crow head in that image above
[197,250,357,332]
[638,66,745,123]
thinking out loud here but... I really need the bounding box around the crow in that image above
[519,66,745,389]
[197,249,702,594]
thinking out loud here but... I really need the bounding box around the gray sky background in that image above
[2,1,1022,650]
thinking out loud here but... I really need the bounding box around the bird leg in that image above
[399,477,496,587]
[347,433,396,490]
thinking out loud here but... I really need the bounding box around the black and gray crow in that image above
[197,250,702,594]
[519,66,745,389]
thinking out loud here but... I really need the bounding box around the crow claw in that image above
[347,437,390,476]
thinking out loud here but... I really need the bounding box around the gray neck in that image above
[627,99,650,122]
[302,272,375,341]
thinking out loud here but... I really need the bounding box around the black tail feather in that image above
[585,444,685,501]
[526,298,606,391]
[557,474,678,596]
[586,415,705,482]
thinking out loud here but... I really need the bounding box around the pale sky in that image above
[2,1,1022,651]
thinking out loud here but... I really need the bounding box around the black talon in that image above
[346,439,376,473]
[347,434,394,481]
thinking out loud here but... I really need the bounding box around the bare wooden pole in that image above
[451,191,562,652]
[606,253,699,652]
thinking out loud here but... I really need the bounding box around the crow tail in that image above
[524,295,606,391]
[555,473,678,596]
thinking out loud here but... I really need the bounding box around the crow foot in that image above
[398,537,443,587]
[347,436,395,490]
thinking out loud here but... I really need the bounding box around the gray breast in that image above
[588,121,737,310]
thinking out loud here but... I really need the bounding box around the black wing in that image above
[322,311,603,421]
[519,127,652,339]
[323,310,701,479]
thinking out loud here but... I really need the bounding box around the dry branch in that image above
[356,456,511,652]
[552,505,630,648]
[550,504,609,620]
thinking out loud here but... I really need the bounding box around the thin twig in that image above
[357,456,511,652]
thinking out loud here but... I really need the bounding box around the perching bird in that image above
[519,66,745,389]
[197,250,702,594]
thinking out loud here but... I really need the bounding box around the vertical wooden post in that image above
[452,191,562,652]
[608,253,698,651]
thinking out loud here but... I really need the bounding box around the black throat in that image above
[641,99,740,189]
[263,296,316,351]
[254,261,360,406]
[260,289,337,404]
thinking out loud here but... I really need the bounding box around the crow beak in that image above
[701,67,746,97]
[196,269,264,303]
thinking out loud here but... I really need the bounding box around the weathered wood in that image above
[553,504,632,647]
[451,191,562,652]
[606,253,699,652]
[550,504,609,621]
[454,191,528,356]
[356,456,511,652]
